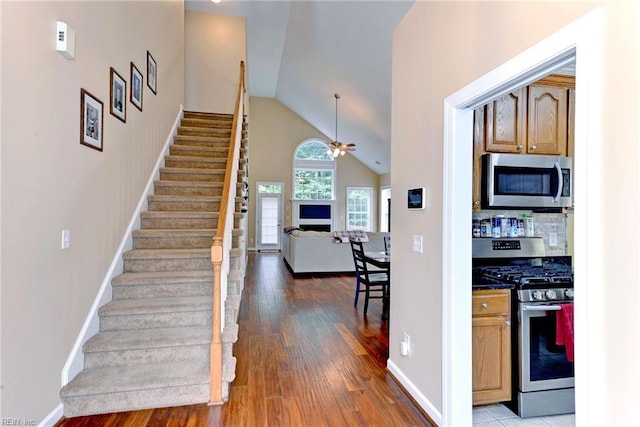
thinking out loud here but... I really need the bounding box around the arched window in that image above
[293,140,335,200]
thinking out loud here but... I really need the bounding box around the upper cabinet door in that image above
[527,84,568,155]
[485,88,527,153]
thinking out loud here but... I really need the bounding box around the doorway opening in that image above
[256,182,284,252]
[441,9,603,426]
[380,186,391,232]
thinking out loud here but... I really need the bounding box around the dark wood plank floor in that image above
[56,252,434,426]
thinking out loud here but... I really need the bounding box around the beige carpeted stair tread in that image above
[132,228,216,237]
[141,211,218,219]
[183,111,233,118]
[123,248,210,260]
[164,155,228,164]
[177,127,231,137]
[60,361,209,397]
[99,295,211,316]
[154,180,227,188]
[112,270,213,286]
[152,180,239,195]
[174,136,230,144]
[148,195,223,202]
[169,145,229,156]
[159,167,225,175]
[83,326,211,352]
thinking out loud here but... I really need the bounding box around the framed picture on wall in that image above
[80,89,103,152]
[147,50,157,95]
[109,67,126,123]
[130,62,143,111]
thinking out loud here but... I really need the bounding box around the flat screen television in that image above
[299,204,331,219]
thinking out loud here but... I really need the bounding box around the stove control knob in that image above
[564,289,575,299]
[531,290,544,301]
[545,290,557,300]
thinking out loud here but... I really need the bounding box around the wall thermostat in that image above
[56,21,75,60]
[407,187,426,210]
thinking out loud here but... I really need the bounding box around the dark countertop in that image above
[472,271,516,290]
[472,283,515,291]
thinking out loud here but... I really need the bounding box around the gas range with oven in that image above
[472,237,575,418]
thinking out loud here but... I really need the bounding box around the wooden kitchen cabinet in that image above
[526,83,568,155]
[472,289,511,405]
[472,75,575,209]
[484,88,527,153]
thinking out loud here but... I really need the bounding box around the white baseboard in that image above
[60,105,184,387]
[387,358,443,426]
[39,403,63,427]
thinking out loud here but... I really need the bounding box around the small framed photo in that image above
[80,89,103,151]
[147,50,157,95]
[130,62,143,111]
[109,67,126,123]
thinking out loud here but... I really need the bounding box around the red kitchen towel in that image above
[556,303,574,362]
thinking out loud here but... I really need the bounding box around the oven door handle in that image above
[523,304,562,311]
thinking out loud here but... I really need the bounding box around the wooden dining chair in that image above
[349,237,389,315]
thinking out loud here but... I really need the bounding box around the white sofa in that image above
[282,230,389,274]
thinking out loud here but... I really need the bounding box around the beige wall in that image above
[0,0,184,420]
[247,97,381,247]
[184,11,246,114]
[379,173,390,188]
[391,0,607,418]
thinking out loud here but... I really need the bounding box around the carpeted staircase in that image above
[60,111,248,417]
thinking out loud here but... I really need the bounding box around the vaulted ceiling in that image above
[185,0,416,175]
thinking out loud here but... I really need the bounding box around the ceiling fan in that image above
[328,93,356,157]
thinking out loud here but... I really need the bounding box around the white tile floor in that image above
[473,404,575,426]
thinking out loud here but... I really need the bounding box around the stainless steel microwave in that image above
[482,153,573,209]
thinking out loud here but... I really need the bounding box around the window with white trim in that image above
[346,187,373,231]
[293,140,335,200]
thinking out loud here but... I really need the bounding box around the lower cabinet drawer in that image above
[472,289,510,316]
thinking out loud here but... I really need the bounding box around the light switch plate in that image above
[61,229,70,249]
[412,235,423,253]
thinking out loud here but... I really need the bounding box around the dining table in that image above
[364,251,391,318]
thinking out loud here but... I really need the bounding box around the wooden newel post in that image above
[209,237,223,404]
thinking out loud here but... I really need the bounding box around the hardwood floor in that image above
[55,252,434,426]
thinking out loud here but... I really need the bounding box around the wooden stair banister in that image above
[210,61,246,404]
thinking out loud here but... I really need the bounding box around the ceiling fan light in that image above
[340,150,346,156]
[333,148,341,157]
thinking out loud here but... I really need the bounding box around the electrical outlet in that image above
[400,333,411,356]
